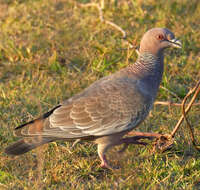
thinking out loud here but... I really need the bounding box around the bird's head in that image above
[139,28,182,56]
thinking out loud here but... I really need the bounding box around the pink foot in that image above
[99,154,119,169]
[100,162,111,169]
[99,154,112,169]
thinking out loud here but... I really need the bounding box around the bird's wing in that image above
[16,77,152,139]
[46,77,151,138]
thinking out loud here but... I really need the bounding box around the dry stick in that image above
[105,20,127,38]
[170,80,200,140]
[153,80,200,152]
[154,101,200,107]
[79,3,126,38]
[181,80,200,150]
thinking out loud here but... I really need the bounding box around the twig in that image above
[154,101,200,106]
[79,3,104,21]
[171,80,200,138]
[79,2,126,38]
[181,80,200,150]
[104,20,126,38]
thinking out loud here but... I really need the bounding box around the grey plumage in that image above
[5,28,182,168]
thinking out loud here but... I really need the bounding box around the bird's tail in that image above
[4,137,51,155]
[5,106,60,155]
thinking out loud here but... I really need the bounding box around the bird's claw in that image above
[152,134,174,152]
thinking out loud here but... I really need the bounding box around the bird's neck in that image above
[127,52,164,96]
[131,52,163,76]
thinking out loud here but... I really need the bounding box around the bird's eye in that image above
[157,34,164,40]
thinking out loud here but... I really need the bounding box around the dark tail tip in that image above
[5,139,35,155]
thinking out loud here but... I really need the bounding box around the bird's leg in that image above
[121,136,148,146]
[97,143,113,169]
[97,133,156,168]
[118,132,162,153]
[118,135,154,153]
[127,131,162,139]
[99,154,110,169]
[97,135,154,168]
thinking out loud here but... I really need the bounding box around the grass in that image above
[0,0,200,189]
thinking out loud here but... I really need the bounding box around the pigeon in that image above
[5,28,182,168]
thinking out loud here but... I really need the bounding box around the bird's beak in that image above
[168,38,182,48]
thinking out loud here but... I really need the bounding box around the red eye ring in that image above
[157,34,164,40]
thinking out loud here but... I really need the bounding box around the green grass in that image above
[0,0,200,189]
